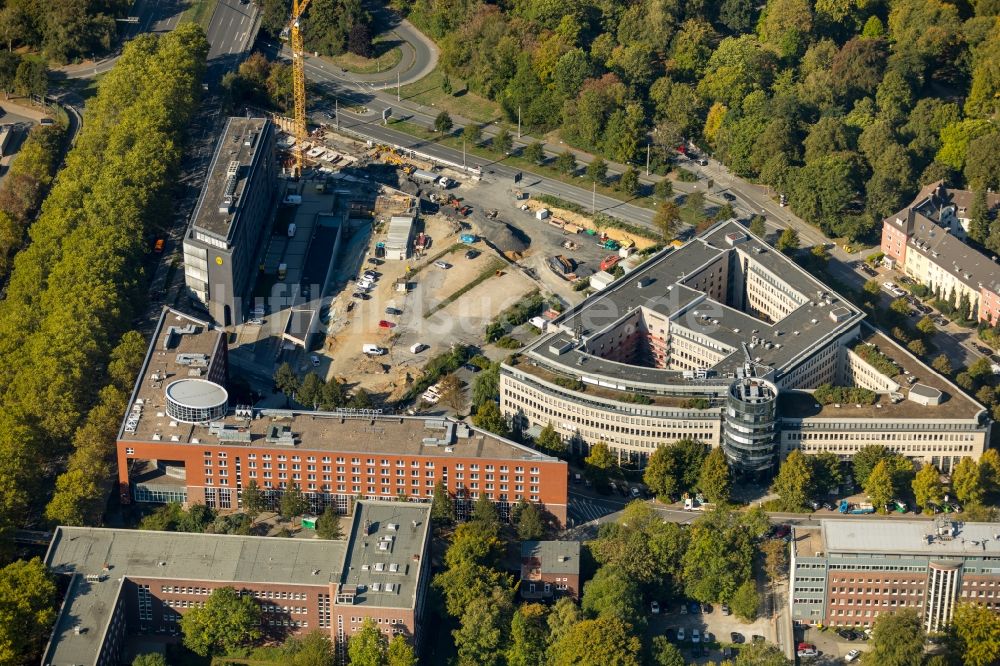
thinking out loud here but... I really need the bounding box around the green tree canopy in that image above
[548,615,642,666]
[866,608,924,666]
[180,587,262,656]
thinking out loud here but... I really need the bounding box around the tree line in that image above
[0,0,128,64]
[401,0,1000,242]
[0,50,47,99]
[0,122,65,279]
[0,24,209,547]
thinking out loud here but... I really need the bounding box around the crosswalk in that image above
[567,496,622,526]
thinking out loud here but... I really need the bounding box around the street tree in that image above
[618,166,639,196]
[864,459,895,512]
[348,617,387,666]
[683,508,755,603]
[549,616,642,666]
[585,441,616,487]
[866,608,924,666]
[771,450,813,511]
[464,123,483,145]
[586,157,608,184]
[950,602,1000,666]
[890,297,911,318]
[653,200,681,240]
[809,451,843,496]
[434,111,453,133]
[279,482,309,523]
[297,372,323,408]
[454,586,513,666]
[775,227,799,253]
[912,464,944,513]
[315,505,343,539]
[438,374,464,412]
[644,444,680,500]
[591,502,687,584]
[494,127,513,154]
[749,215,767,238]
[523,141,545,164]
[863,279,881,297]
[917,316,937,336]
[181,587,262,656]
[698,447,731,503]
[654,178,673,200]
[555,150,577,174]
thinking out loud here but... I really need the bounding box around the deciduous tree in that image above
[772,450,813,511]
[434,111,453,133]
[952,457,987,506]
[181,587,262,656]
[911,464,944,513]
[585,441,615,486]
[867,608,924,666]
[865,459,895,512]
[348,617,387,666]
[548,615,642,666]
[698,447,731,503]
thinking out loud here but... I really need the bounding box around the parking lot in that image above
[796,625,870,664]
[650,599,779,664]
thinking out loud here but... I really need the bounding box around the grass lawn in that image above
[387,119,657,211]
[396,68,500,124]
[181,0,221,30]
[327,39,402,74]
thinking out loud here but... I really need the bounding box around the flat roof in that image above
[120,308,225,441]
[792,525,825,560]
[523,220,863,386]
[778,327,983,421]
[521,541,581,575]
[165,378,228,409]
[339,501,432,609]
[822,519,1000,557]
[43,527,347,666]
[190,117,271,241]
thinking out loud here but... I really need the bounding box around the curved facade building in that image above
[165,378,228,423]
[722,378,778,472]
[499,221,990,475]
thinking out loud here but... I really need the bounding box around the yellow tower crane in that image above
[289,0,312,177]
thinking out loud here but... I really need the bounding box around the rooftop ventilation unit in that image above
[226,160,240,178]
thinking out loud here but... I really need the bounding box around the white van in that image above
[410,343,426,353]
[363,344,387,356]
[287,223,297,237]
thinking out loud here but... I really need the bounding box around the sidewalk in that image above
[0,97,48,122]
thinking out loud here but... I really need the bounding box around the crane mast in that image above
[290,0,311,177]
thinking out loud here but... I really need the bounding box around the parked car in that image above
[463,363,481,373]
[650,601,660,614]
[845,649,861,662]
[351,292,370,300]
[247,318,264,326]
[730,632,745,644]
[838,629,859,640]
[378,320,396,328]
[435,261,451,269]
[701,603,713,613]
[631,487,641,498]
[809,499,821,510]
[680,603,688,615]
[465,249,480,259]
[691,629,701,644]
[797,642,818,657]
[822,502,835,511]
[722,192,737,201]
[677,628,685,642]
[385,307,401,315]
[721,604,731,616]
[688,601,700,614]
[752,635,765,643]
[704,632,714,643]
[310,354,320,367]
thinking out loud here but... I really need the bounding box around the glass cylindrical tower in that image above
[722,377,778,472]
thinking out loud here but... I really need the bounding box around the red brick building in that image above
[520,540,581,600]
[117,308,568,526]
[42,501,432,665]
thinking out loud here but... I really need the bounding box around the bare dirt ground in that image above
[321,211,533,401]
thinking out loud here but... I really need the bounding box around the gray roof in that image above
[523,220,864,388]
[386,216,414,252]
[165,378,228,409]
[521,540,581,575]
[43,527,348,666]
[190,117,271,241]
[339,501,432,609]
[822,519,1000,557]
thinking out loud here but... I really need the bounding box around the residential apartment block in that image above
[42,501,432,666]
[184,117,276,326]
[881,181,1000,324]
[519,541,581,601]
[500,220,990,474]
[790,519,1000,633]
[118,308,568,525]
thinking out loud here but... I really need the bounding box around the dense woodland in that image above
[259,0,375,57]
[400,0,1000,242]
[0,0,129,63]
[0,24,208,547]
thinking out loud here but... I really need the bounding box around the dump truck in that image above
[600,254,621,271]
